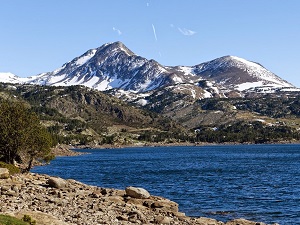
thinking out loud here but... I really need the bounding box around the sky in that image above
[0,0,300,87]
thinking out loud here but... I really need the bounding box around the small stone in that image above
[1,186,10,191]
[152,199,179,212]
[101,188,108,195]
[11,185,19,192]
[5,190,17,196]
[0,168,9,179]
[173,211,186,218]
[117,215,128,221]
[89,190,101,198]
[155,215,171,224]
[196,217,222,225]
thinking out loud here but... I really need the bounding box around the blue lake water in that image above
[31,144,300,225]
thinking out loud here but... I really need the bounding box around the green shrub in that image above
[22,215,36,225]
[0,214,28,225]
[0,162,20,175]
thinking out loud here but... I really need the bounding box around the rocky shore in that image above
[0,172,279,225]
[51,144,84,157]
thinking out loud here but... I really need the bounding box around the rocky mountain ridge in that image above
[1,42,299,103]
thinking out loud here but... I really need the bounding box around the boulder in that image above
[196,217,224,225]
[152,199,179,212]
[155,215,172,224]
[47,177,67,189]
[125,186,150,199]
[225,219,267,225]
[0,168,9,179]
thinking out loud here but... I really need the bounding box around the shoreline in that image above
[36,143,296,224]
[0,172,279,225]
[60,141,300,154]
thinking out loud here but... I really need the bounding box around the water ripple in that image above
[32,144,300,225]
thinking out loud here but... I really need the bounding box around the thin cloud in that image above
[152,24,158,41]
[113,27,122,35]
[178,27,196,36]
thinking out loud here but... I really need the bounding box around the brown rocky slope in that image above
[0,172,280,225]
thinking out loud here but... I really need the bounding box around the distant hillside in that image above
[0,83,299,145]
[0,83,188,146]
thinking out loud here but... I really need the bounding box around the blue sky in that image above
[0,0,299,87]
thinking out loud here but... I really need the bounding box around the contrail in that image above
[178,27,196,36]
[113,27,122,35]
[152,24,158,41]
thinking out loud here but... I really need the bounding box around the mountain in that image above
[0,42,299,101]
[22,42,172,93]
[192,55,295,92]
[0,72,21,84]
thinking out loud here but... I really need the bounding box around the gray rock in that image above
[0,168,9,179]
[47,177,67,189]
[155,215,172,224]
[125,186,150,199]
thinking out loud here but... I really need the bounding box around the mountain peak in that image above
[193,55,295,91]
[98,41,135,56]
[108,41,125,48]
[0,42,298,97]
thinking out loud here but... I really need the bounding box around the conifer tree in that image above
[0,100,53,171]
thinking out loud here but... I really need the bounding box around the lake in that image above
[31,144,300,225]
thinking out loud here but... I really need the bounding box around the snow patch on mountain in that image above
[47,74,68,84]
[172,75,183,84]
[80,76,100,88]
[177,66,195,76]
[230,56,292,87]
[203,90,213,98]
[136,99,148,106]
[280,87,300,92]
[75,49,97,66]
[94,80,110,90]
[0,72,22,84]
[108,76,130,89]
[236,81,264,91]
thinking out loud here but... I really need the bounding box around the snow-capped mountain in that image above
[0,42,298,100]
[23,42,172,93]
[192,56,295,92]
[0,72,21,84]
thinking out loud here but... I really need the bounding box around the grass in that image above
[0,215,28,225]
[0,162,20,175]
